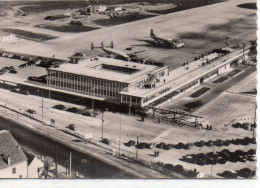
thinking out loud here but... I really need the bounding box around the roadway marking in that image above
[149,127,173,143]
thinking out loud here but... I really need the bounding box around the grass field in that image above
[94,14,156,27]
[237,3,257,10]
[35,24,100,33]
[213,76,229,84]
[2,28,57,41]
[189,87,210,98]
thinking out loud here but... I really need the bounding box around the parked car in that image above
[52,104,66,110]
[66,124,77,131]
[21,90,30,95]
[9,69,17,74]
[26,109,36,114]
[11,87,21,93]
[66,107,79,113]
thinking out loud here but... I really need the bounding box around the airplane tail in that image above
[150,29,155,38]
[91,41,113,50]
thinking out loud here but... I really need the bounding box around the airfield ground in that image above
[0,0,257,178]
[0,0,257,71]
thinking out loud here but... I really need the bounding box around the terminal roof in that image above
[49,57,162,83]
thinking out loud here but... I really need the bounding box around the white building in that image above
[0,130,28,178]
[26,152,44,178]
[47,57,168,107]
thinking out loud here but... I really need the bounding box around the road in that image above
[0,107,168,178]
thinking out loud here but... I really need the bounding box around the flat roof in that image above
[48,57,163,83]
[120,48,247,98]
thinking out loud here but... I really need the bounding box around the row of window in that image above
[122,95,141,104]
[143,79,199,104]
[48,70,128,89]
[49,81,120,99]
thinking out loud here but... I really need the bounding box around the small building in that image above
[96,5,108,13]
[0,130,28,178]
[68,52,87,64]
[0,32,16,42]
[25,151,44,178]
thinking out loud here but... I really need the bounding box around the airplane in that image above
[148,29,185,49]
[91,41,144,61]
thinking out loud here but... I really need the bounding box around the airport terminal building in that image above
[47,48,249,107]
[47,57,169,107]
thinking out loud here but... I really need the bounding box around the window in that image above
[12,167,16,174]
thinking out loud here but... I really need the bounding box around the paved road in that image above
[0,107,168,178]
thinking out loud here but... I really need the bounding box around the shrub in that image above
[165,163,174,170]
[247,149,256,155]
[174,165,184,173]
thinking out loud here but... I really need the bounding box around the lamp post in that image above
[136,136,139,159]
[88,88,97,117]
[82,158,88,178]
[119,116,122,156]
[210,140,215,177]
[37,89,44,121]
[101,108,108,140]
[128,95,131,116]
[252,103,257,138]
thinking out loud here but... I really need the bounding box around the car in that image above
[11,87,21,93]
[66,107,79,113]
[9,69,17,74]
[52,104,66,110]
[21,90,30,95]
[26,109,36,114]
[66,124,77,131]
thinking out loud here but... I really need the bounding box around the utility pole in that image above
[55,145,58,178]
[136,136,139,159]
[102,112,104,139]
[49,89,51,109]
[252,104,257,138]
[211,140,215,177]
[69,152,72,178]
[41,90,44,121]
[119,116,122,156]
[243,43,246,63]
[128,95,131,116]
[92,97,94,117]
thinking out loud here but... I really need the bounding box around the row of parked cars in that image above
[0,51,63,70]
[1,51,31,61]
[52,104,97,117]
[0,66,17,75]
